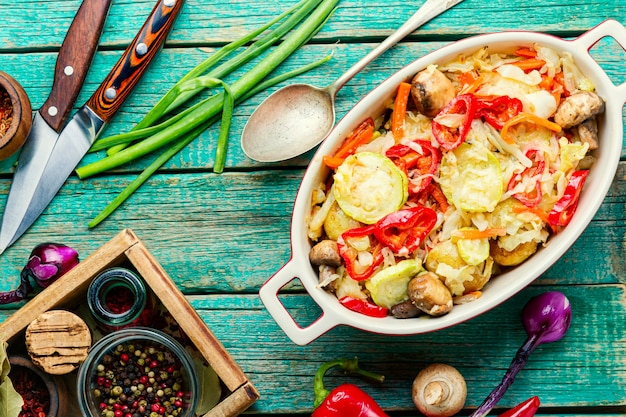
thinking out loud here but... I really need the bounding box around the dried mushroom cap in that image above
[411,66,456,118]
[408,272,453,316]
[553,91,605,129]
[309,240,342,267]
[412,363,467,417]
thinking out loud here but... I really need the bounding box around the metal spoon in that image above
[241,0,466,162]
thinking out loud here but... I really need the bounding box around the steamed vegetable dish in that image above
[306,44,604,319]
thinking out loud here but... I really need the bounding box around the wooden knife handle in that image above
[40,0,112,132]
[86,0,184,123]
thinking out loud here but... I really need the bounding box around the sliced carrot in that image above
[554,71,570,97]
[452,227,507,240]
[512,204,550,223]
[429,183,450,213]
[510,58,546,72]
[459,74,484,94]
[457,71,478,87]
[391,82,412,140]
[323,117,375,169]
[540,74,564,106]
[322,155,346,169]
[500,112,562,144]
[515,47,538,58]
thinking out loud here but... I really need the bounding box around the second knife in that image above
[0,0,113,254]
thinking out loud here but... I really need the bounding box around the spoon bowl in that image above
[241,83,334,162]
[241,0,466,162]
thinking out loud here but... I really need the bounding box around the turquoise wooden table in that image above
[0,0,625,415]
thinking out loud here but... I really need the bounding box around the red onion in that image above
[470,291,572,417]
[0,243,79,304]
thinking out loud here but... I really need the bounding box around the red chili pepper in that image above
[547,170,589,227]
[373,206,437,254]
[497,396,540,417]
[477,95,524,129]
[385,140,441,195]
[339,296,388,318]
[337,225,385,281]
[313,358,389,417]
[432,94,477,151]
[507,149,545,207]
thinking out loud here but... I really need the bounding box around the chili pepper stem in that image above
[470,332,542,417]
[313,357,385,408]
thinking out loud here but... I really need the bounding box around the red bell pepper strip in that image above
[497,396,540,417]
[313,357,389,417]
[339,296,388,318]
[385,140,441,195]
[337,225,385,281]
[323,117,375,169]
[477,95,524,129]
[373,206,437,254]
[507,149,545,207]
[547,170,589,228]
[432,94,477,151]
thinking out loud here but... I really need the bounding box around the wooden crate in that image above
[0,228,259,417]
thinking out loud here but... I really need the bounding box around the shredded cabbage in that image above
[307,42,601,318]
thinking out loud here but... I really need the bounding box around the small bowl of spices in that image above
[76,328,198,417]
[8,355,67,417]
[0,71,32,160]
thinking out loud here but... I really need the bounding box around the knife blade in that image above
[0,0,112,254]
[4,0,183,249]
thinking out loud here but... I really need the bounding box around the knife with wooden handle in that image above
[0,0,183,253]
[0,0,112,254]
[41,0,113,132]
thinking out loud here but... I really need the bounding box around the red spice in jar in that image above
[104,285,135,314]
[0,88,13,138]
[9,365,51,417]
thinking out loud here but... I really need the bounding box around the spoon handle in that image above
[331,0,466,95]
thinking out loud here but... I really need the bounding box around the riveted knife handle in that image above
[40,0,112,132]
[86,0,183,123]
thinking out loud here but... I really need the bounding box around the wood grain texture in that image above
[0,164,623,295]
[187,285,626,414]
[0,0,624,415]
[0,41,623,175]
[1,0,625,49]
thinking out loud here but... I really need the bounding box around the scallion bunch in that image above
[78,0,339,227]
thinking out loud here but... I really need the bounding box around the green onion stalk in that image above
[102,0,327,156]
[77,0,339,227]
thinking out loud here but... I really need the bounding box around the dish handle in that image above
[573,19,626,101]
[259,260,339,345]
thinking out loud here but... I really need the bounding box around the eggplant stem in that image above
[0,268,33,304]
[470,333,541,417]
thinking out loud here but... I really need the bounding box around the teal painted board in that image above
[0,164,623,296]
[0,286,623,415]
[0,40,624,176]
[1,0,625,49]
[186,285,626,413]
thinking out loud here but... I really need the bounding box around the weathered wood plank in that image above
[187,285,626,413]
[0,41,624,176]
[0,162,623,296]
[1,0,624,50]
[0,285,623,414]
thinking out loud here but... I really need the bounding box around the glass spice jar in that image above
[76,327,199,417]
[87,267,152,331]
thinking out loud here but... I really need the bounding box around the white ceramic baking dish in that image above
[259,19,626,345]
